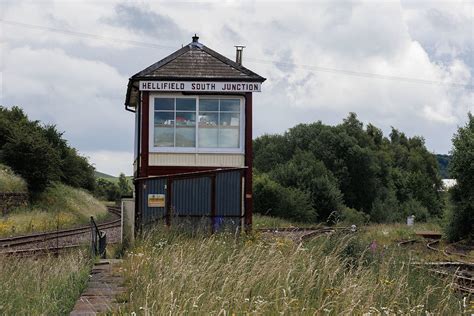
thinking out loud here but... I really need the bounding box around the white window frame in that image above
[149,93,245,154]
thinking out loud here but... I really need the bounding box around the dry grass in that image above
[0,164,27,193]
[0,249,91,315]
[0,182,108,237]
[120,227,465,315]
[253,214,316,229]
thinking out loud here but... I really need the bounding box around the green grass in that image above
[0,249,91,315]
[0,164,27,193]
[120,227,464,314]
[0,182,108,237]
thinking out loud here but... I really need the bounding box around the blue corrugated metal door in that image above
[141,178,166,225]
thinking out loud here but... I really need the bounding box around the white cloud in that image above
[2,45,132,152]
[1,0,473,175]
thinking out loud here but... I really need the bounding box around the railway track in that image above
[398,238,473,295]
[412,261,474,295]
[0,206,121,255]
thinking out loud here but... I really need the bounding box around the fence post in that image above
[166,178,172,226]
[210,175,216,234]
[90,216,96,257]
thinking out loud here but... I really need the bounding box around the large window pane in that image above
[154,112,174,147]
[198,112,218,147]
[176,98,196,111]
[154,98,174,111]
[176,112,195,126]
[176,112,195,147]
[220,99,240,112]
[219,113,239,148]
[200,99,218,111]
[152,97,242,150]
[176,127,195,147]
[155,112,174,126]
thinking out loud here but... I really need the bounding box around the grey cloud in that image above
[104,3,185,40]
[425,9,459,31]
[221,25,243,44]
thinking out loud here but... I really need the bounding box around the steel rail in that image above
[1,244,84,257]
[0,206,120,249]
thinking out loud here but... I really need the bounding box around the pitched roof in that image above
[125,38,266,107]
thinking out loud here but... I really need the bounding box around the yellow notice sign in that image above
[148,194,165,208]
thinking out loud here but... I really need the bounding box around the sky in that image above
[1,0,473,176]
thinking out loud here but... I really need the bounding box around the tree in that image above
[95,178,121,202]
[445,113,474,241]
[0,106,97,194]
[253,173,316,222]
[118,173,132,196]
[252,113,442,224]
[1,125,61,195]
[269,151,344,221]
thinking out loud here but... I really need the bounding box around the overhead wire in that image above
[1,19,472,89]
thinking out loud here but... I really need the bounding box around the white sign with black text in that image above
[139,81,261,92]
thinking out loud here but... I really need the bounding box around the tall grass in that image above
[0,250,91,315]
[0,164,27,193]
[0,182,107,236]
[121,227,464,314]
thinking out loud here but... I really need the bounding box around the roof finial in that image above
[192,34,199,42]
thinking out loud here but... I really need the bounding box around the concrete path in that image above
[70,259,126,316]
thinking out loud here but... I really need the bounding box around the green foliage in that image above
[42,125,96,191]
[0,106,96,195]
[254,113,442,223]
[94,173,132,202]
[370,187,400,223]
[400,198,429,222]
[95,178,122,202]
[2,123,61,195]
[269,151,344,221]
[445,113,474,241]
[118,173,133,197]
[340,206,370,225]
[436,154,451,178]
[253,173,316,222]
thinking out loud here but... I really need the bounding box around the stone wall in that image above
[0,192,28,216]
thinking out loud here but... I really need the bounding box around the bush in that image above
[340,207,370,225]
[400,198,429,222]
[94,178,122,202]
[370,188,400,223]
[0,106,96,195]
[269,151,344,221]
[253,173,316,222]
[2,126,61,195]
[445,113,474,241]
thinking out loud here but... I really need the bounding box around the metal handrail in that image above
[90,216,107,258]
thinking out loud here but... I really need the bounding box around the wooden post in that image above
[244,92,253,231]
[165,178,172,226]
[140,91,150,178]
[210,175,216,233]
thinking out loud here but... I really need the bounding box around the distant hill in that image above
[94,171,116,180]
[436,154,452,179]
